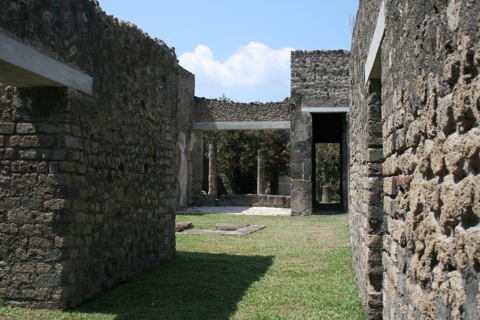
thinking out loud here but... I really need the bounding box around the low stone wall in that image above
[192,194,216,207]
[0,0,193,308]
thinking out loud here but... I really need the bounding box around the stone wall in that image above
[291,50,350,108]
[349,76,384,320]
[350,0,480,318]
[290,50,350,215]
[194,98,290,122]
[348,1,384,318]
[0,0,193,308]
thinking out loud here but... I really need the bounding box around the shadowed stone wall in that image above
[350,0,480,318]
[0,0,194,308]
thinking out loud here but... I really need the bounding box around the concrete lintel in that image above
[364,0,385,83]
[302,107,350,113]
[193,121,291,131]
[0,31,93,95]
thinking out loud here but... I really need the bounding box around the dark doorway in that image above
[312,113,347,212]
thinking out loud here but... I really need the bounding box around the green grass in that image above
[0,213,365,320]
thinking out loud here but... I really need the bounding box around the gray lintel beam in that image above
[364,0,385,84]
[301,107,350,113]
[193,121,291,131]
[0,31,93,95]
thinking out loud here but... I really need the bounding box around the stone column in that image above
[178,132,188,207]
[290,103,313,215]
[321,186,331,203]
[188,130,204,204]
[257,149,266,194]
[208,142,217,198]
[316,181,322,202]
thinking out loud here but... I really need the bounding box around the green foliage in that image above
[316,143,341,198]
[205,130,290,194]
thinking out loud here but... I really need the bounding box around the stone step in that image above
[175,222,192,232]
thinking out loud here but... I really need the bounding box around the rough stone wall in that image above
[291,50,350,108]
[290,50,350,216]
[0,86,73,308]
[194,98,290,122]
[350,0,480,318]
[382,1,480,318]
[348,1,384,318]
[349,78,384,319]
[0,0,192,308]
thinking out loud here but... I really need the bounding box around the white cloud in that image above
[179,42,293,101]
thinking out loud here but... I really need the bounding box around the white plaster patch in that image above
[178,132,188,207]
[447,0,460,31]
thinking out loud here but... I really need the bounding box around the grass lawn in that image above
[0,213,365,320]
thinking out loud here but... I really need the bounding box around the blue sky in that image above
[99,0,358,102]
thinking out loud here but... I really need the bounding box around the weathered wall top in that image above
[194,97,291,123]
[291,50,350,108]
[0,1,176,80]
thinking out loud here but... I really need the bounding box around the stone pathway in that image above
[177,206,291,216]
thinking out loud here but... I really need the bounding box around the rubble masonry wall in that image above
[350,0,480,318]
[0,0,194,308]
[194,98,291,123]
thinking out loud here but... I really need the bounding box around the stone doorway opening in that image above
[311,113,348,212]
[315,143,341,203]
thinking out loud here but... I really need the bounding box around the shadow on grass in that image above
[175,212,209,216]
[73,251,273,320]
[313,203,345,215]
